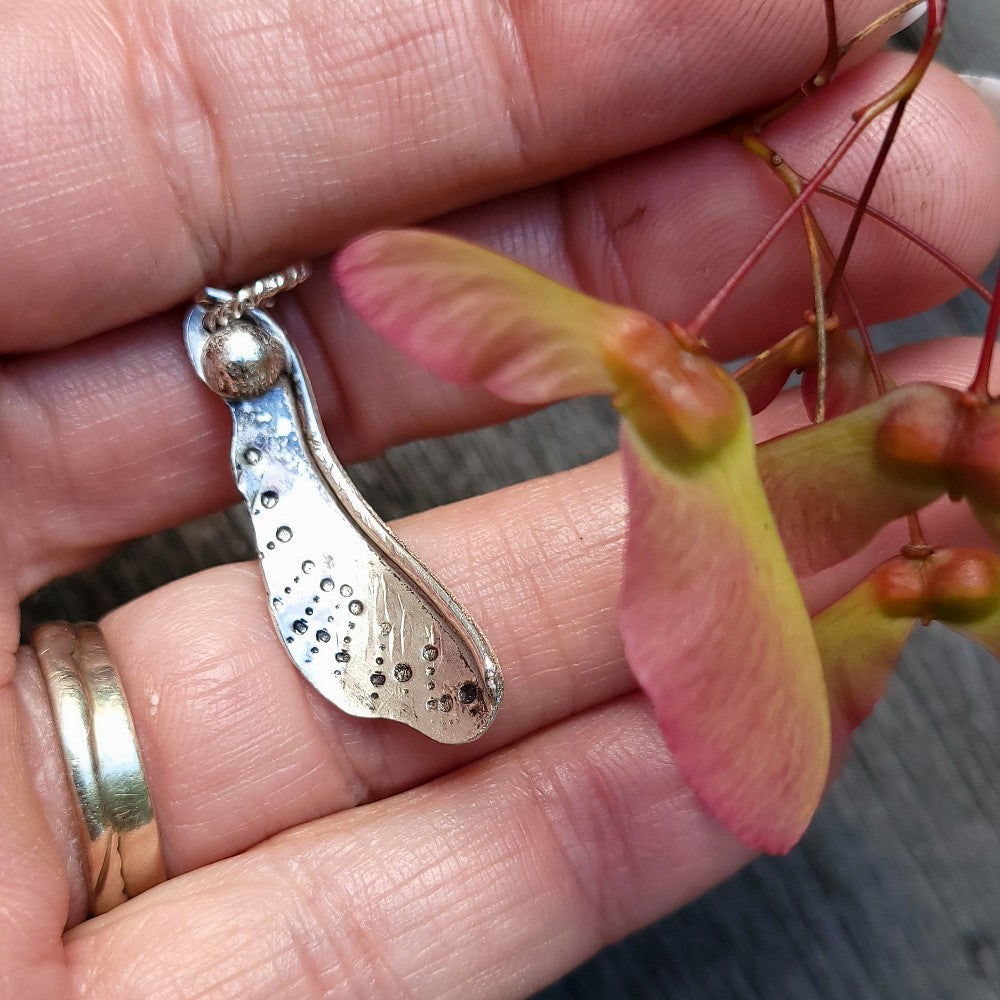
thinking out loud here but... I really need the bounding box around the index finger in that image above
[3,0,897,349]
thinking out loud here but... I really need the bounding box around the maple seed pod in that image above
[948,401,1000,508]
[924,549,1000,624]
[603,322,745,467]
[872,548,1000,624]
[875,386,1000,510]
[874,383,958,482]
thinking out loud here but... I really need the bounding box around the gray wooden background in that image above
[19,4,1000,998]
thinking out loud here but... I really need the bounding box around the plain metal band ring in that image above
[32,621,166,916]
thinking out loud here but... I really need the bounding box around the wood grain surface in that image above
[18,4,1000,998]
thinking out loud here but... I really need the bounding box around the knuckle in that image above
[111,0,235,279]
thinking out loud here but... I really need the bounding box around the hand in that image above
[3,2,999,997]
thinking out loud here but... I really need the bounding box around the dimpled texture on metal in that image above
[184,295,502,743]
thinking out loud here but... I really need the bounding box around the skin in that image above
[1,1,1000,997]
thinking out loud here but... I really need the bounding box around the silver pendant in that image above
[183,267,502,743]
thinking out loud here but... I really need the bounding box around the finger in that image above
[0,655,70,999]
[64,696,751,1000]
[16,456,632,926]
[15,336,990,927]
[3,0,905,349]
[7,56,1000,595]
[613,56,1000,358]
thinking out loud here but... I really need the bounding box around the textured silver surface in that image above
[184,297,501,743]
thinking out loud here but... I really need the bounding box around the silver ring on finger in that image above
[32,621,166,916]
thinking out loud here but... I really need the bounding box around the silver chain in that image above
[199,262,311,331]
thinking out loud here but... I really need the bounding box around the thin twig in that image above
[688,1,946,340]
[970,267,1000,397]
[753,0,842,130]
[741,134,831,417]
[839,0,926,56]
[741,131,889,409]
[815,187,992,301]
[824,96,911,309]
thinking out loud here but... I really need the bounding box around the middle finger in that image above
[5,54,1000,596]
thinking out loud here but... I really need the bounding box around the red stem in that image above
[816,0,840,88]
[970,266,1000,397]
[825,96,910,308]
[688,0,946,340]
[838,274,888,395]
[815,187,992,302]
[752,0,841,130]
[906,513,930,552]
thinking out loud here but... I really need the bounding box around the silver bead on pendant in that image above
[184,269,502,743]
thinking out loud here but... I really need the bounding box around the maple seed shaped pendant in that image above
[183,268,502,744]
